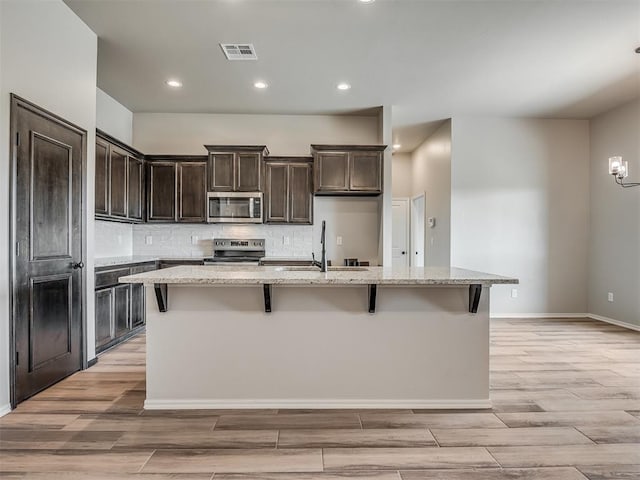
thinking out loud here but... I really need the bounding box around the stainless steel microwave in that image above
[206,192,263,223]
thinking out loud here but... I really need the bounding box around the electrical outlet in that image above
[283,236,290,246]
[336,236,343,246]
[511,288,518,298]
[430,237,434,246]
[191,235,199,245]
[607,292,614,302]
[145,235,153,245]
[117,235,123,245]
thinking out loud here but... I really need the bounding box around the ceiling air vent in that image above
[220,44,258,61]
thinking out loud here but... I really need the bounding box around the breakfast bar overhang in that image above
[120,266,517,410]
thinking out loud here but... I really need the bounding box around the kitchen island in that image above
[119,265,517,410]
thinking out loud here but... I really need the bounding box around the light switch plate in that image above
[191,235,199,245]
[336,236,343,246]
[145,235,153,245]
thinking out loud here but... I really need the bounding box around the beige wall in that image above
[450,117,590,316]
[411,120,452,267]
[588,99,640,328]
[96,88,133,144]
[133,113,379,155]
[0,0,97,413]
[391,152,413,198]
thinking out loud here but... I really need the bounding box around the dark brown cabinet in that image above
[205,146,268,192]
[147,162,176,222]
[265,158,313,224]
[311,145,386,195]
[95,137,109,215]
[178,161,207,222]
[128,157,144,220]
[95,130,145,223]
[109,147,128,218]
[147,156,207,223]
[95,262,156,354]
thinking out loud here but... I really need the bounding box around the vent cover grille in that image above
[220,44,257,60]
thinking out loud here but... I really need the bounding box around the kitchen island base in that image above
[143,284,491,410]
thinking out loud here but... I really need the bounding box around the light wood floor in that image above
[1,317,639,479]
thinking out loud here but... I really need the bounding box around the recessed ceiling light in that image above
[393,144,402,150]
[166,79,182,88]
[360,0,375,3]
[337,83,351,91]
[254,81,268,89]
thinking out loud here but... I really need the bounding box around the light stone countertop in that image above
[119,265,518,286]
[95,255,160,268]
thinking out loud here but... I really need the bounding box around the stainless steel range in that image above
[204,238,265,265]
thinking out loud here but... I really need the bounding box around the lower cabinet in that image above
[95,262,156,354]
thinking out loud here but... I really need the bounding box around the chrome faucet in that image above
[312,220,328,272]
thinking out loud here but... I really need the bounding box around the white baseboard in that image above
[0,404,11,417]
[491,313,588,319]
[144,398,492,410]
[587,313,640,332]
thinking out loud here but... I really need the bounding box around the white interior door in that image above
[392,199,410,268]
[411,194,425,267]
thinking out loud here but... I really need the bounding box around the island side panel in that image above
[144,284,490,409]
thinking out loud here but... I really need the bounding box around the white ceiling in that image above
[64,0,640,152]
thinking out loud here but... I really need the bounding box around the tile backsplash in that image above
[132,224,314,258]
[95,220,133,257]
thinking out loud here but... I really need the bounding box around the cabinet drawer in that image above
[95,268,130,289]
[130,263,157,275]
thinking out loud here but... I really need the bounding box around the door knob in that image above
[72,261,84,269]
[401,251,406,255]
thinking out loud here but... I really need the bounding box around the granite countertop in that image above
[95,255,160,268]
[119,265,518,286]
[95,256,207,268]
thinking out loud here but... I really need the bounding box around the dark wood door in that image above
[178,161,207,222]
[350,151,382,192]
[208,153,234,191]
[265,162,288,223]
[315,152,349,192]
[11,95,85,405]
[289,163,313,224]
[128,156,144,221]
[95,137,109,215]
[148,162,176,222]
[95,289,114,349]
[109,146,128,218]
[236,153,261,191]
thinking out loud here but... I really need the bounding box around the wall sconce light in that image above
[609,156,640,188]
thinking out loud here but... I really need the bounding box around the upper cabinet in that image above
[95,130,145,223]
[146,156,207,224]
[265,157,313,224]
[205,145,269,192]
[311,145,386,195]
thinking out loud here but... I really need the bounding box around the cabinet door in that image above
[349,151,382,192]
[110,147,128,217]
[315,152,349,192]
[208,153,234,191]
[265,163,288,223]
[178,161,207,223]
[95,289,114,349]
[128,156,144,221]
[148,162,176,222]
[95,138,109,215]
[289,163,313,224]
[130,284,145,329]
[236,153,262,191]
[113,284,130,337]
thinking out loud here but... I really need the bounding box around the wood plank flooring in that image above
[1,317,639,479]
